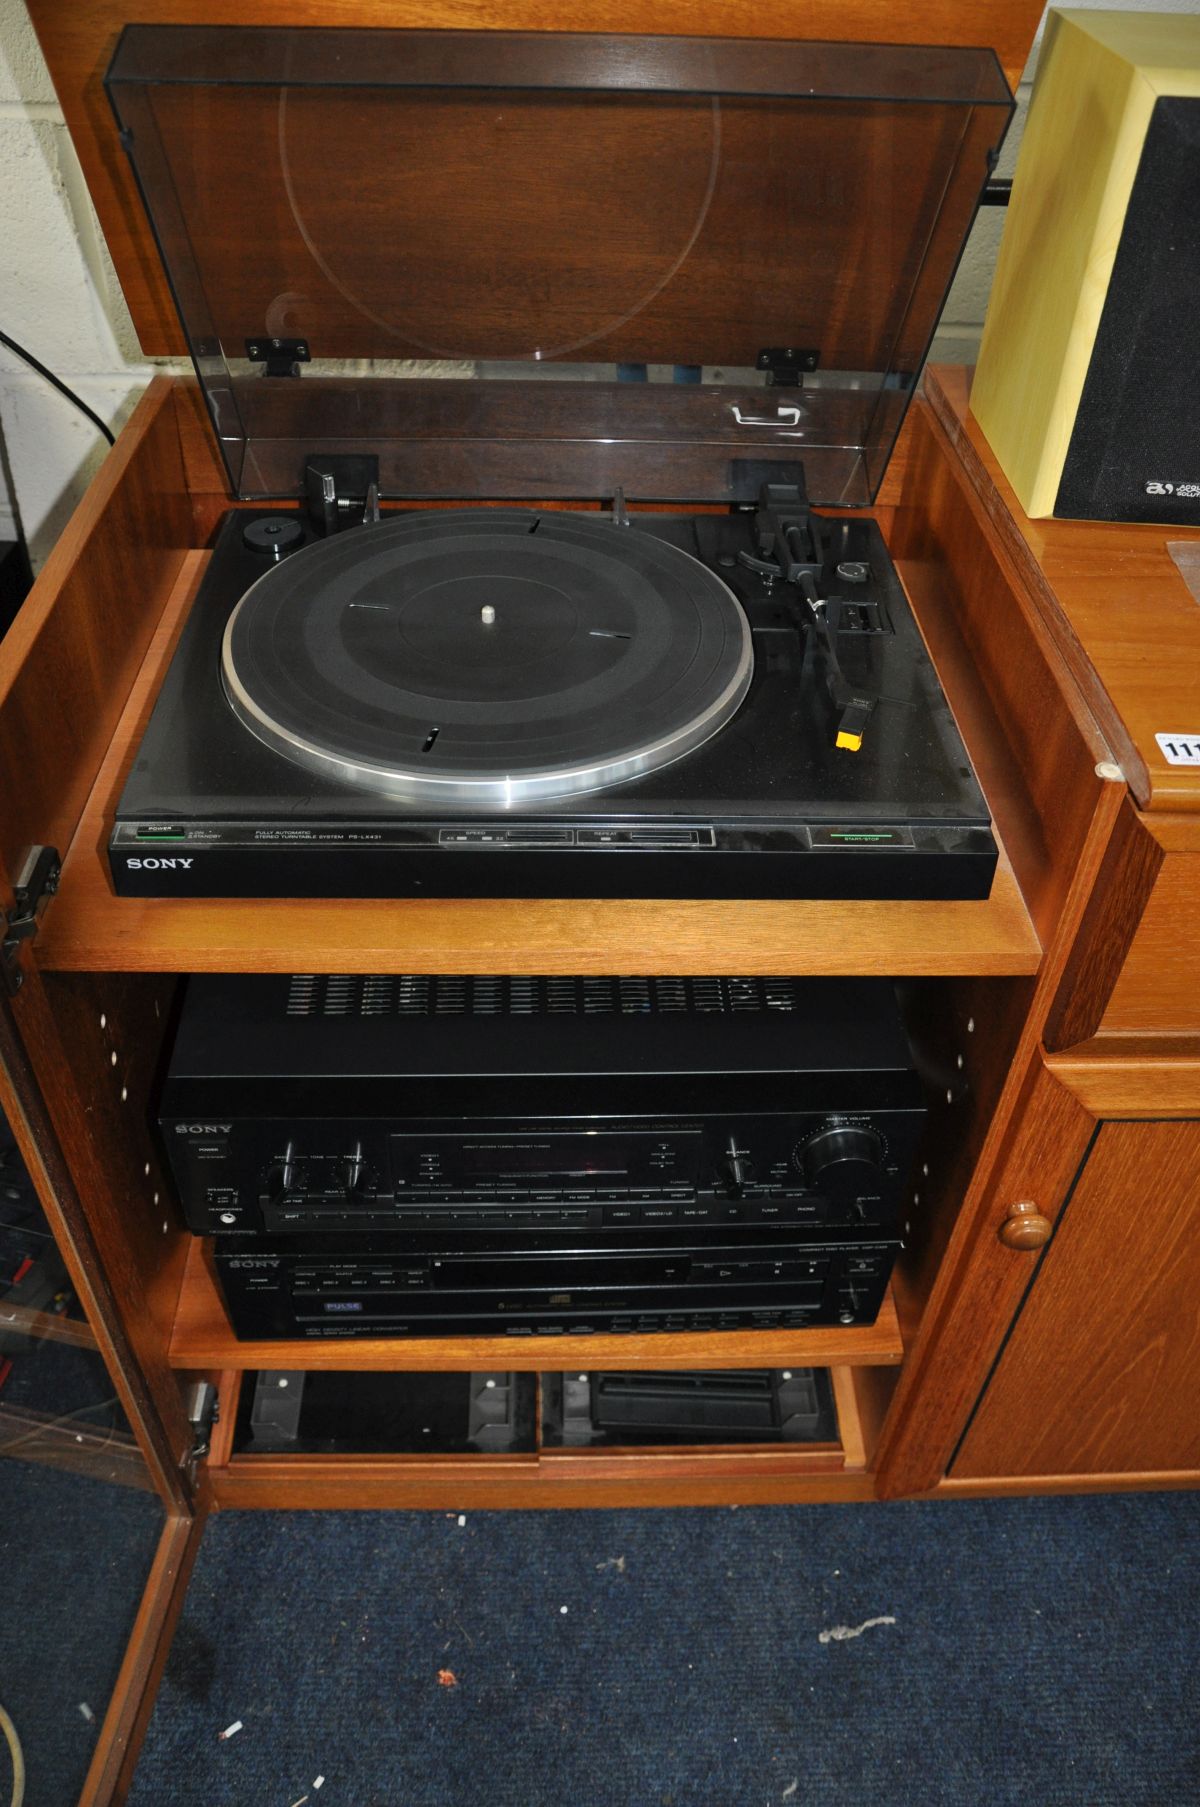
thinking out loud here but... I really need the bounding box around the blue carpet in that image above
[0,1461,161,1807]
[127,1493,1200,1806]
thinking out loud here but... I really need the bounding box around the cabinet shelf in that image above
[34,552,1042,977]
[203,1364,882,1507]
[169,1238,905,1372]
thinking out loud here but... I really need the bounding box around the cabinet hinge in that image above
[2,845,60,996]
[755,346,820,388]
[245,335,310,378]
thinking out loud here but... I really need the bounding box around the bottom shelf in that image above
[203,1364,894,1509]
[170,1240,905,1371]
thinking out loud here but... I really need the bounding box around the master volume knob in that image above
[801,1125,884,1193]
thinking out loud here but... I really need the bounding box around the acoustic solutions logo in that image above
[1145,480,1200,498]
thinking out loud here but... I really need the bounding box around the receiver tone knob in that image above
[341,1152,366,1196]
[802,1125,884,1193]
[265,1154,296,1198]
[719,1135,753,1198]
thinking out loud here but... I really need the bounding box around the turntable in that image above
[103,26,1013,901]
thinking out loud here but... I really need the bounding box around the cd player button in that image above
[719,1203,746,1221]
[603,1205,640,1224]
[641,1204,678,1223]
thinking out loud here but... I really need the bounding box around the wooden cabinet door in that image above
[952,1119,1200,1483]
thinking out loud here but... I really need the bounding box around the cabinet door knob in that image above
[999,1199,1052,1250]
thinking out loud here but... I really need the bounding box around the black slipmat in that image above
[222,511,752,803]
[111,504,997,900]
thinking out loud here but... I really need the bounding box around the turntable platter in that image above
[221,509,754,805]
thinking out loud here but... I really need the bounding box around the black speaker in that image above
[972,11,1200,526]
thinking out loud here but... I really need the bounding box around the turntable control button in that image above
[243,516,304,558]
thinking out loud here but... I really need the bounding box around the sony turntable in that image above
[103,26,1013,902]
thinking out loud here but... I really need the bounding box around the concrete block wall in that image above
[0,0,186,565]
[0,0,1193,566]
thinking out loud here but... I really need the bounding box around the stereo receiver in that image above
[160,974,925,1241]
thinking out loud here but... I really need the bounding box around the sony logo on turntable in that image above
[125,856,194,869]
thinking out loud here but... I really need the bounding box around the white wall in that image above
[1,1,1195,565]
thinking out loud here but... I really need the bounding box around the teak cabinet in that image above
[4,369,1197,1518]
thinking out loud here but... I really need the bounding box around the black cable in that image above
[0,329,116,447]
